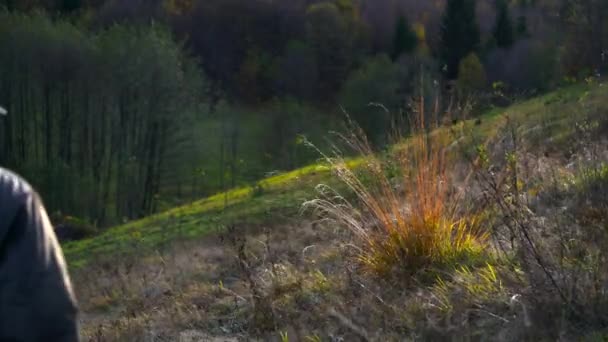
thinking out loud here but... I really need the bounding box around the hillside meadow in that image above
[72,82,608,340]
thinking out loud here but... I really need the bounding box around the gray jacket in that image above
[0,168,79,341]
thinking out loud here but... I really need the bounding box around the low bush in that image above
[52,213,97,241]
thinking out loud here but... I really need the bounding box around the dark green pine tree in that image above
[516,15,529,38]
[493,0,515,48]
[391,15,417,60]
[440,0,481,79]
[60,0,81,12]
[0,0,15,10]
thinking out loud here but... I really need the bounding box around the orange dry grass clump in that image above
[307,95,488,276]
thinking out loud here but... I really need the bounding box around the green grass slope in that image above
[64,83,599,269]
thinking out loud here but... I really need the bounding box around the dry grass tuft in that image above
[306,94,488,277]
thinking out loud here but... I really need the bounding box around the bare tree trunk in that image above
[44,84,53,166]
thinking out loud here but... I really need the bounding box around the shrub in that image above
[52,214,97,241]
[306,96,488,277]
[457,53,486,94]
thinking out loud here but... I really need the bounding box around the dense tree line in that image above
[4,0,606,97]
[0,13,202,225]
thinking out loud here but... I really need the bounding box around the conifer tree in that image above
[440,0,480,79]
[61,0,81,12]
[516,15,529,38]
[493,0,515,48]
[391,15,417,60]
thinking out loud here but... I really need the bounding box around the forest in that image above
[0,0,601,211]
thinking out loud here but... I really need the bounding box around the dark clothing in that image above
[0,168,79,341]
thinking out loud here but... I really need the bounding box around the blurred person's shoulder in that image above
[0,167,34,231]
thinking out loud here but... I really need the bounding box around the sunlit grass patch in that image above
[430,263,509,314]
[64,185,316,269]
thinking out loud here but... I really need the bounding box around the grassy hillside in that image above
[73,82,608,341]
[65,83,594,269]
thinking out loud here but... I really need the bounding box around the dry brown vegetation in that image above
[305,94,488,278]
